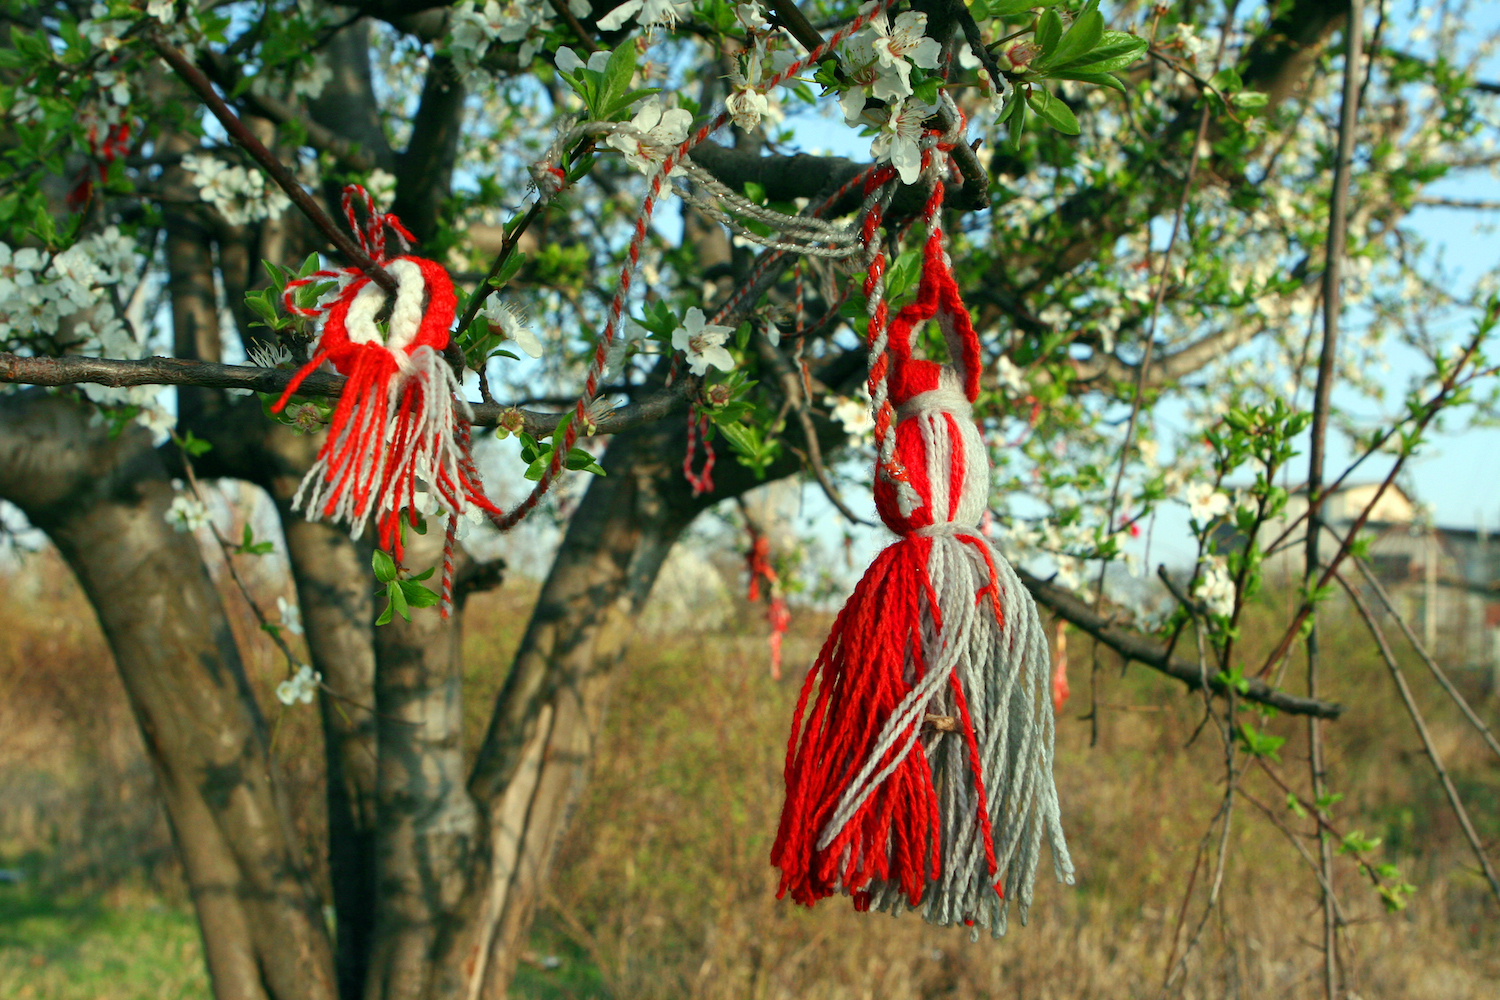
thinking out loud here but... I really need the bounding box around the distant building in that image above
[1233,483,1499,690]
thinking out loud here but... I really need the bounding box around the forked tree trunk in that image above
[427,406,791,1000]
[0,391,339,1000]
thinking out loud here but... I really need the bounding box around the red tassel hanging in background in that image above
[273,186,501,616]
[771,146,1073,938]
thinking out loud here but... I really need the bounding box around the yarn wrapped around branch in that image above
[771,157,1073,937]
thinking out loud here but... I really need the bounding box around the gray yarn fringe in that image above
[861,533,1075,939]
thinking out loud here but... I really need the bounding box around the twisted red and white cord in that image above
[491,0,897,528]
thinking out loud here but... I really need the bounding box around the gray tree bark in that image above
[0,391,339,1000]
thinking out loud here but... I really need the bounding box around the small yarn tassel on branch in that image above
[273,185,501,616]
[771,168,1073,938]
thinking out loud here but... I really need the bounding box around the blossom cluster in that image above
[839,7,943,183]
[276,664,322,706]
[165,494,213,533]
[0,229,172,431]
[181,154,292,227]
[1194,556,1236,618]
[450,0,594,77]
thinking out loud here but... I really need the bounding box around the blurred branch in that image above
[1413,196,1500,210]
[145,27,399,295]
[754,332,872,527]
[1346,552,1500,761]
[197,47,381,172]
[1333,568,1500,906]
[1015,565,1344,718]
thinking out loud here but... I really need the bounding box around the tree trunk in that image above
[364,526,488,1000]
[0,391,339,1000]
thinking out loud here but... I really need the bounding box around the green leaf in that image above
[565,447,607,475]
[177,430,213,457]
[1055,31,1147,74]
[488,250,528,289]
[987,0,1040,16]
[885,248,922,300]
[389,578,411,621]
[372,549,397,584]
[400,580,440,609]
[1233,91,1269,108]
[1008,94,1028,149]
[1035,9,1063,56]
[1237,724,1286,761]
[912,76,941,105]
[600,43,636,116]
[1052,70,1125,93]
[1040,8,1103,70]
[1286,792,1307,818]
[412,566,436,581]
[375,595,394,626]
[1026,88,1080,135]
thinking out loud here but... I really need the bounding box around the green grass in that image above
[0,882,209,1000]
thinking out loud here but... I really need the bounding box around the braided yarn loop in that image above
[273,186,502,617]
[770,143,1073,938]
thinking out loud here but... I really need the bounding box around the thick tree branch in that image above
[1016,565,1345,718]
[0,352,691,438]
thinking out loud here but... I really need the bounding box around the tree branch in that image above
[1015,565,1345,718]
[145,27,398,294]
[197,46,381,173]
[0,352,691,438]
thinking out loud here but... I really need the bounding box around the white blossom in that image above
[146,0,175,23]
[867,10,940,96]
[1194,556,1236,618]
[605,98,692,174]
[597,0,690,32]
[182,153,291,226]
[555,46,609,76]
[726,86,771,131]
[826,390,875,446]
[484,299,543,358]
[671,308,735,376]
[1185,482,1231,523]
[247,340,295,368]
[869,98,936,184]
[275,664,322,706]
[735,2,769,32]
[165,495,212,533]
[276,596,304,636]
[997,355,1026,394]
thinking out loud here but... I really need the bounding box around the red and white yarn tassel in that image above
[772,158,1073,938]
[273,186,501,618]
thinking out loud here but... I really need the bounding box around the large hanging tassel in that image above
[771,172,1073,938]
[272,186,500,616]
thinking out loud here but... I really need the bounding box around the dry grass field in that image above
[0,542,1496,999]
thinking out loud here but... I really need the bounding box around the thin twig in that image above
[755,333,872,526]
[1347,554,1500,762]
[144,27,397,295]
[547,0,598,52]
[1093,2,1240,745]
[1332,568,1500,905]
[1253,329,1486,681]
[1237,785,1350,925]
